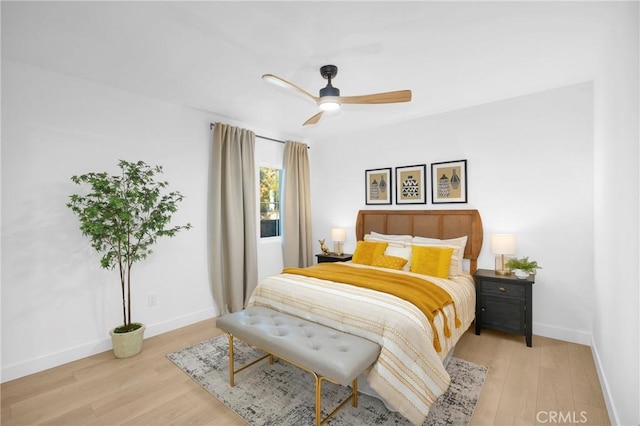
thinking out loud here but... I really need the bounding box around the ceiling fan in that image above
[262,65,412,126]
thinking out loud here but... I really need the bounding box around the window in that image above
[259,167,281,238]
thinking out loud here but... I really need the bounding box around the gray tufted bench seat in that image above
[216,306,381,426]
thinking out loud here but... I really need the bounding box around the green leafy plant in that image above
[67,160,191,333]
[505,256,542,273]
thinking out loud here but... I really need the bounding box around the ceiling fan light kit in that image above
[319,97,341,111]
[262,64,412,126]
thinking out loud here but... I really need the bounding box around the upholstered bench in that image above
[216,306,381,426]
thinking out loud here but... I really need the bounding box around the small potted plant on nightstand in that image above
[67,160,191,358]
[505,256,542,279]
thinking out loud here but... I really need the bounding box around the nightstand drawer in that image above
[481,280,525,298]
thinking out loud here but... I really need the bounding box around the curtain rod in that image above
[209,122,286,145]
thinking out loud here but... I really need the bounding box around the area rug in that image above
[167,335,487,425]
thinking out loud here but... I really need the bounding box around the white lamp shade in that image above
[331,228,347,242]
[490,234,516,255]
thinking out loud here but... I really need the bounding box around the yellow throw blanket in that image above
[282,263,461,352]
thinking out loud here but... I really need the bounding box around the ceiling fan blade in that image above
[262,74,319,103]
[338,90,412,105]
[303,111,324,126]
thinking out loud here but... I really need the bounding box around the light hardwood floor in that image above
[2,320,610,426]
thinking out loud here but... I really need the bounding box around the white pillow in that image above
[364,232,412,247]
[411,235,467,253]
[411,235,467,276]
[384,245,412,271]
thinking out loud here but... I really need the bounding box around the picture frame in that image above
[431,160,468,204]
[365,168,392,205]
[395,164,427,204]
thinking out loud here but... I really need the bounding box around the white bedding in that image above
[247,262,475,425]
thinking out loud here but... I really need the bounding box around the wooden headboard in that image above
[355,209,484,274]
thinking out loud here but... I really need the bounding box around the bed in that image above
[247,209,483,425]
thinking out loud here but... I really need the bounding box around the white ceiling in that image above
[2,1,613,140]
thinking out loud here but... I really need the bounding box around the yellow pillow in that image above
[371,255,408,270]
[410,246,454,278]
[412,243,460,277]
[352,241,388,265]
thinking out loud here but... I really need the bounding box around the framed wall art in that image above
[395,164,426,204]
[431,160,468,204]
[365,168,392,205]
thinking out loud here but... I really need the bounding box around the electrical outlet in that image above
[147,293,158,307]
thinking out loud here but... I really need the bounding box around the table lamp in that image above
[490,234,516,275]
[331,228,347,255]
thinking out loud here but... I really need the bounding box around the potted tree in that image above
[505,256,542,279]
[67,160,191,358]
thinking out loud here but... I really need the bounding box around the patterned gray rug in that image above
[167,334,487,425]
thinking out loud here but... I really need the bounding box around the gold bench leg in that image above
[316,375,359,425]
[352,378,358,407]
[315,373,322,426]
[228,334,235,387]
[227,333,273,388]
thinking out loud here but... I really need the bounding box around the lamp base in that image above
[333,242,344,256]
[494,256,512,276]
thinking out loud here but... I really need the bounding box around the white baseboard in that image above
[590,338,618,426]
[532,321,592,346]
[533,322,617,425]
[143,308,218,339]
[1,308,217,383]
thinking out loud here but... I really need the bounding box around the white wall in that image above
[592,3,639,425]
[0,60,213,380]
[310,83,595,345]
[0,60,270,381]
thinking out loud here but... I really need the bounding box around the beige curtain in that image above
[282,140,313,267]
[209,123,258,314]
